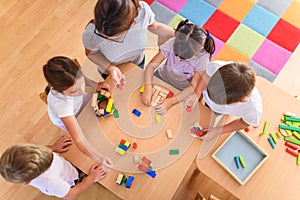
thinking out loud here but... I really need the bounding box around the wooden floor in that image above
[1,1,297,200]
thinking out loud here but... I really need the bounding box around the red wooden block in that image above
[203,9,240,42]
[186,106,192,112]
[166,91,174,98]
[196,130,202,136]
[244,127,250,132]
[141,156,152,165]
[267,19,300,52]
[138,164,148,172]
[285,141,298,150]
[120,139,126,145]
[132,142,137,149]
[143,0,154,5]
[286,148,298,157]
[190,127,195,134]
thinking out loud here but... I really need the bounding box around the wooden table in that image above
[196,76,300,200]
[63,63,214,200]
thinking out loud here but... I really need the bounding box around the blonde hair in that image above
[0,144,53,183]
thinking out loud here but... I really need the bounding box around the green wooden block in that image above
[284,136,300,145]
[284,116,300,122]
[113,109,119,118]
[297,153,300,166]
[293,131,300,140]
[169,149,179,155]
[279,124,300,132]
[269,132,278,144]
[238,155,247,168]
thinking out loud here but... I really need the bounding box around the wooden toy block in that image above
[166,129,173,139]
[151,101,157,107]
[132,142,137,149]
[285,121,294,127]
[152,90,159,102]
[100,90,106,96]
[120,139,126,145]
[113,109,119,118]
[268,137,275,149]
[159,92,167,98]
[166,91,174,98]
[285,130,293,136]
[279,124,300,132]
[286,148,298,157]
[234,156,241,169]
[160,87,169,95]
[169,149,179,155]
[146,169,156,178]
[91,93,98,109]
[106,98,114,113]
[244,127,250,132]
[297,153,300,166]
[116,173,125,185]
[139,85,145,94]
[133,155,140,164]
[153,85,161,91]
[238,155,246,168]
[285,141,298,150]
[293,122,300,127]
[103,91,111,99]
[190,127,195,133]
[276,131,282,138]
[154,95,161,103]
[115,147,126,156]
[186,105,192,112]
[284,136,300,145]
[137,164,148,172]
[155,114,161,123]
[124,141,131,148]
[125,176,134,188]
[132,109,141,117]
[269,132,278,144]
[119,143,129,151]
[284,111,297,117]
[196,130,202,136]
[141,156,152,165]
[293,131,300,140]
[259,121,269,136]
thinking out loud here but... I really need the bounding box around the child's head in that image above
[43,56,84,96]
[174,20,215,60]
[94,0,140,37]
[0,144,53,183]
[207,62,256,105]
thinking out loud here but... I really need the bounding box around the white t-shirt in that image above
[47,90,84,128]
[82,1,155,67]
[203,61,263,126]
[159,37,209,90]
[29,153,79,198]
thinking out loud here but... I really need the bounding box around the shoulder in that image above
[82,22,103,50]
[135,1,155,26]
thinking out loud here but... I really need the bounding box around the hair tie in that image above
[206,30,211,39]
[176,19,189,31]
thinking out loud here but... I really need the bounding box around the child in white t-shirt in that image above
[186,61,262,139]
[142,19,215,114]
[43,56,113,168]
[0,135,107,199]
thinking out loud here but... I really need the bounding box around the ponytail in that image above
[203,30,215,60]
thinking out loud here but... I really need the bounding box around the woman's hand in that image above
[48,135,73,153]
[109,66,126,89]
[154,98,175,115]
[96,82,110,92]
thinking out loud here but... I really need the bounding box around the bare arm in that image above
[63,164,107,200]
[148,20,175,45]
[60,116,93,158]
[142,50,166,105]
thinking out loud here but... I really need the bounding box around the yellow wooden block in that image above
[140,85,145,94]
[155,114,161,123]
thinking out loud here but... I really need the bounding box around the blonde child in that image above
[186,61,263,139]
[0,135,107,199]
[43,56,113,167]
[142,19,215,114]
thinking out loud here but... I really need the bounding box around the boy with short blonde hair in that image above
[0,135,107,199]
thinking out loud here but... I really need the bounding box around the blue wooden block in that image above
[118,143,128,151]
[132,109,141,117]
[125,176,134,188]
[234,156,241,169]
[146,169,157,178]
[268,137,275,149]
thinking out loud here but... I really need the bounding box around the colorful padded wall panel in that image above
[147,0,300,82]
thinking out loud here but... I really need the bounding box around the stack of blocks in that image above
[137,156,156,178]
[115,139,131,156]
[139,85,174,107]
[91,90,119,118]
[116,173,135,189]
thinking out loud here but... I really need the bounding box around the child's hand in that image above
[96,82,110,92]
[184,94,199,111]
[88,163,107,182]
[48,135,73,153]
[110,67,126,89]
[142,85,152,106]
[199,127,222,141]
[154,98,173,115]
